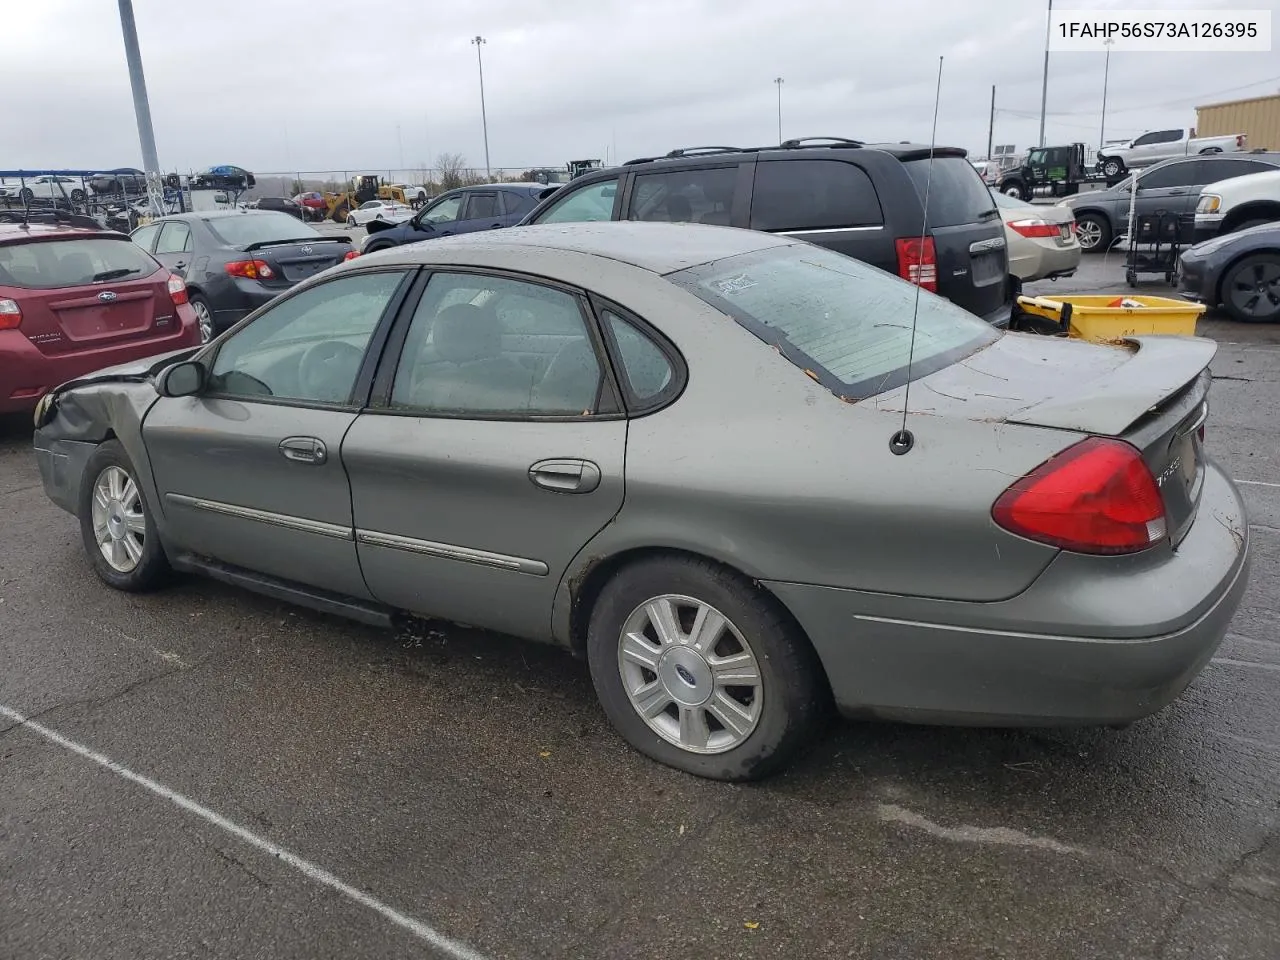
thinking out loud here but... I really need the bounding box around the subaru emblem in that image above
[300,245,313,255]
[97,291,118,302]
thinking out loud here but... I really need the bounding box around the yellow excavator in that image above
[323,175,409,223]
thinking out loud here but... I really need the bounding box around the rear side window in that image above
[628,167,737,225]
[0,237,161,289]
[466,193,499,219]
[902,157,998,228]
[749,160,883,231]
[602,310,677,408]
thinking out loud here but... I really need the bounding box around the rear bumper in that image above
[765,461,1249,726]
[979,298,1013,329]
[1010,242,1081,282]
[0,310,199,414]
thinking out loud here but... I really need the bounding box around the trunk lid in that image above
[902,156,1009,321]
[889,334,1216,546]
[241,237,351,285]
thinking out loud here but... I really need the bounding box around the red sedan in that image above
[0,222,201,414]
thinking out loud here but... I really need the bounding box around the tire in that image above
[347,210,359,226]
[1074,212,1112,253]
[363,240,394,254]
[19,187,33,202]
[586,555,829,781]
[189,295,215,343]
[1002,182,1027,201]
[78,440,171,592]
[1220,253,1280,323]
[70,188,86,202]
[1101,157,1125,179]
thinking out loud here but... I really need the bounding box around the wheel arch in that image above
[1222,202,1280,233]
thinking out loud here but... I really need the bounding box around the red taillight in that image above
[895,236,937,292]
[1008,218,1061,238]
[166,273,189,305]
[224,259,275,280]
[343,250,360,261]
[0,297,20,330]
[992,438,1167,555]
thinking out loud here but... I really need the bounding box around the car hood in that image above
[876,332,1216,436]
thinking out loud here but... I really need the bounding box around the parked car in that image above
[989,190,1079,282]
[252,196,304,219]
[0,222,199,414]
[393,183,431,205]
[30,222,1247,780]
[3,175,87,204]
[346,199,415,228]
[358,183,552,253]
[129,211,353,342]
[293,192,328,220]
[1178,221,1280,323]
[191,165,256,190]
[520,139,1012,326]
[89,169,147,195]
[1192,168,1280,243]
[1062,153,1280,253]
[1096,128,1247,178]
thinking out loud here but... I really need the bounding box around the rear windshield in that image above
[903,157,998,227]
[669,244,998,399]
[204,212,322,247]
[0,236,161,289]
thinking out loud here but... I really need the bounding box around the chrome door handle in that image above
[529,459,601,494]
[279,436,327,464]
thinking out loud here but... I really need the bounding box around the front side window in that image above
[207,271,408,404]
[1138,162,1201,189]
[420,194,463,225]
[532,178,619,224]
[390,272,602,416]
[669,244,998,399]
[628,167,737,225]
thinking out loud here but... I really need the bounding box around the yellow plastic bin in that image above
[1014,295,1206,342]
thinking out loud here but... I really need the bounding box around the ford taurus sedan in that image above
[32,222,1250,780]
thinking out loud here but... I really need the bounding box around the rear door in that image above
[451,192,503,235]
[0,235,180,357]
[900,156,1008,322]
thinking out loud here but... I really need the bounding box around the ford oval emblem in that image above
[674,664,698,688]
[97,291,118,302]
[300,245,313,254]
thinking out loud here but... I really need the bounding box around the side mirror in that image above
[415,218,434,231]
[156,360,206,398]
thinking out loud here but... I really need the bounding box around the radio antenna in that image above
[890,55,944,457]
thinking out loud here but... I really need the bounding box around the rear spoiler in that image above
[241,236,351,252]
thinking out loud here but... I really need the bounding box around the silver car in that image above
[32,222,1250,781]
[990,190,1080,282]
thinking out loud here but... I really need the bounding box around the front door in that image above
[1125,159,1207,229]
[342,269,627,640]
[143,268,415,597]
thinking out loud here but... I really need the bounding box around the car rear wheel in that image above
[363,239,393,253]
[19,187,33,202]
[1221,253,1280,323]
[79,441,170,592]
[587,555,828,781]
[190,295,214,343]
[1075,212,1111,253]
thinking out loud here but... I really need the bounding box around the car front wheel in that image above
[1221,253,1280,323]
[78,441,171,592]
[587,556,828,781]
[1101,157,1125,178]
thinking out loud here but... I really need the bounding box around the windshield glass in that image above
[0,236,160,289]
[203,212,321,247]
[902,157,998,226]
[668,244,999,399]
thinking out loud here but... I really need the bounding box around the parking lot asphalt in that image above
[2,254,1278,960]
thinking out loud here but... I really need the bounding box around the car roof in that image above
[0,222,109,245]
[365,220,794,274]
[152,210,293,222]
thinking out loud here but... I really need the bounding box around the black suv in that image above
[518,138,1011,325]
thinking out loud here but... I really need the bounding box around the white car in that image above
[1,175,87,202]
[1096,128,1247,178]
[346,199,414,227]
[1193,167,1280,243]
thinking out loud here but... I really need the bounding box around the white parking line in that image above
[1237,480,1280,489]
[0,704,488,960]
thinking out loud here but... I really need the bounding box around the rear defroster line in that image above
[0,703,489,960]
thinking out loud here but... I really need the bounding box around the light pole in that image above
[1099,38,1114,150]
[472,36,491,180]
[116,0,163,215]
[1038,0,1053,147]
[774,77,784,142]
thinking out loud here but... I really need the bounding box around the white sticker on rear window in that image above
[710,273,757,296]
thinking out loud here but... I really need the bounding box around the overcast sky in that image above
[4,0,1279,178]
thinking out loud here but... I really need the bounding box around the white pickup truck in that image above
[1096,128,1247,178]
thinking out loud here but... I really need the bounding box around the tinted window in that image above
[603,310,675,407]
[533,178,619,224]
[203,213,321,246]
[1200,158,1277,183]
[0,237,161,289]
[207,271,407,404]
[130,223,160,251]
[1138,161,1204,189]
[465,193,499,219]
[502,191,537,216]
[421,194,463,224]
[750,160,882,231]
[902,157,998,228]
[628,167,737,225]
[1132,132,1160,146]
[669,243,998,399]
[390,272,602,416]
[155,221,192,254]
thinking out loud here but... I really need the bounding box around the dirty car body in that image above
[33,221,1249,780]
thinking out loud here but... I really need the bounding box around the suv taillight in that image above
[895,237,937,292]
[167,274,189,306]
[992,438,1167,555]
[0,298,20,330]
[225,259,275,280]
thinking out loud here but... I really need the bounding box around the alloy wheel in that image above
[1075,218,1103,251]
[91,465,146,573]
[1228,259,1280,320]
[617,594,764,754]
[192,299,214,343]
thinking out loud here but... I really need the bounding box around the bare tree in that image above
[436,152,467,191]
